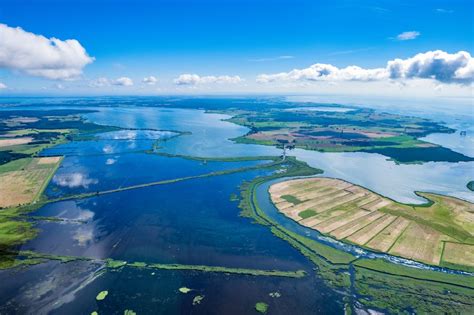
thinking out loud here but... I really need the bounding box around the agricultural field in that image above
[0,156,62,208]
[0,109,118,165]
[225,106,473,163]
[270,177,474,270]
[0,109,120,207]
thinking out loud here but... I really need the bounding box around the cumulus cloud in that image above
[142,76,158,85]
[0,23,94,80]
[112,76,133,86]
[53,173,98,188]
[396,31,420,41]
[89,77,110,87]
[90,77,133,87]
[257,64,386,83]
[257,50,474,85]
[174,74,242,85]
[387,50,474,83]
[0,83,7,89]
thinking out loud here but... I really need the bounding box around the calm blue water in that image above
[81,106,474,204]
[44,152,268,198]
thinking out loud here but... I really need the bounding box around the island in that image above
[222,105,473,164]
[270,177,474,271]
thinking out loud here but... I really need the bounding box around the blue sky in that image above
[0,0,473,100]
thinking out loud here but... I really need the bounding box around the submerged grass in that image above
[0,250,306,278]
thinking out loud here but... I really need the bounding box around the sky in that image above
[0,0,473,103]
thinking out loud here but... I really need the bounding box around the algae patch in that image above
[193,295,205,305]
[255,302,269,314]
[96,290,109,301]
[179,287,192,293]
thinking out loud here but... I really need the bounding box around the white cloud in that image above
[0,82,7,89]
[0,23,94,80]
[142,76,158,85]
[89,77,110,87]
[174,74,242,85]
[90,77,133,87]
[113,76,133,86]
[257,50,474,85]
[387,50,473,83]
[257,64,386,83]
[396,31,421,41]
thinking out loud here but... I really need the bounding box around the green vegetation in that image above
[124,310,136,315]
[229,193,239,201]
[354,259,474,289]
[298,209,317,219]
[128,261,147,268]
[179,287,192,293]
[222,106,472,163]
[255,302,269,314]
[271,227,356,265]
[96,291,108,301]
[106,259,127,269]
[0,219,38,250]
[1,250,306,278]
[354,261,474,313]
[0,109,120,173]
[281,194,302,205]
[145,262,306,278]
